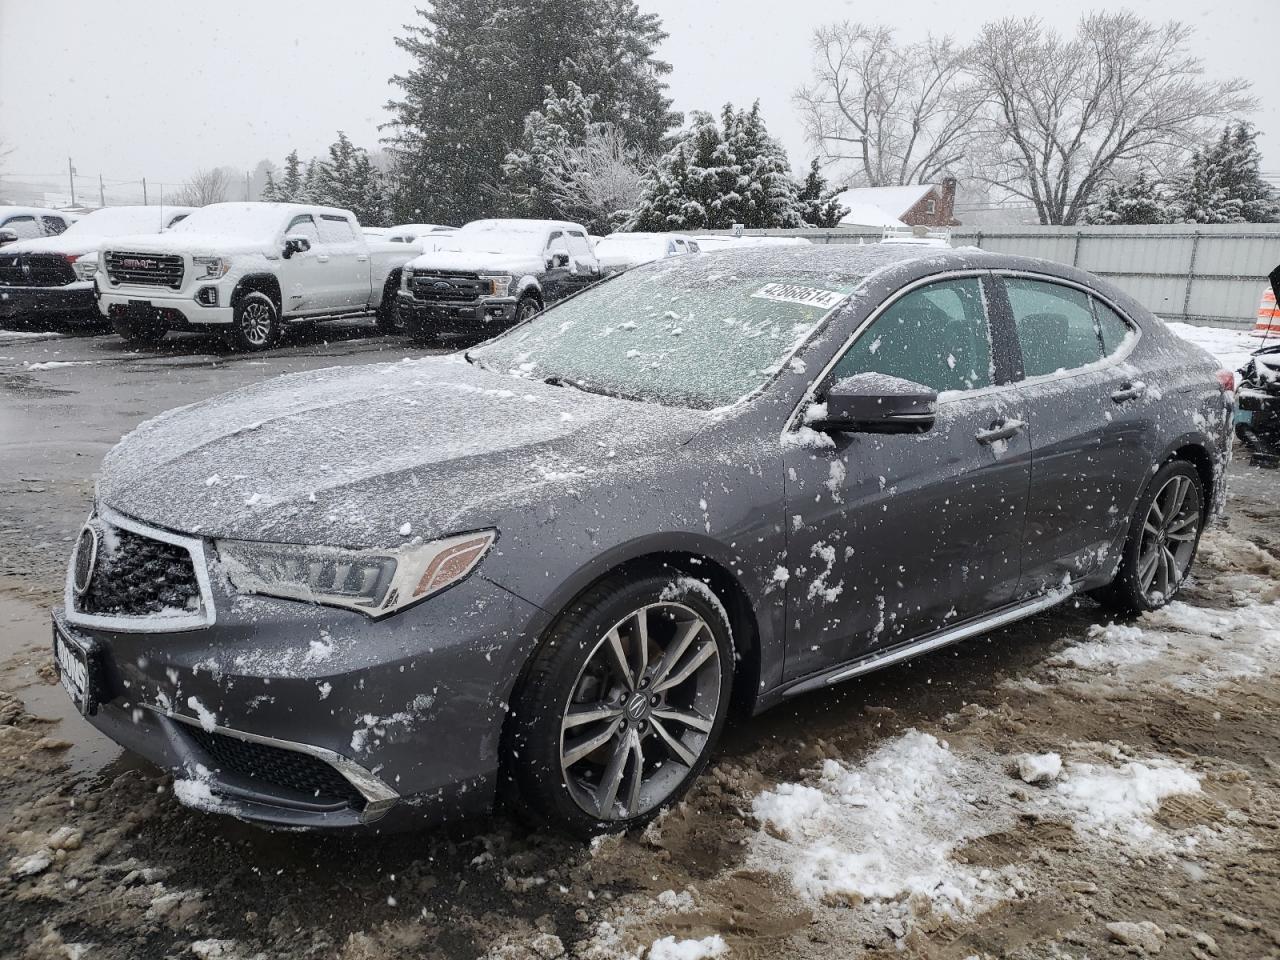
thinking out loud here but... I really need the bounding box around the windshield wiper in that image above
[542,375,633,401]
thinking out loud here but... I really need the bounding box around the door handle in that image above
[1111,381,1146,403]
[316,254,330,263]
[356,255,369,262]
[975,418,1025,445]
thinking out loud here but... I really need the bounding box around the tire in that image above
[223,291,279,352]
[515,294,542,324]
[376,276,404,335]
[507,571,734,837]
[1094,460,1205,613]
[112,319,167,346]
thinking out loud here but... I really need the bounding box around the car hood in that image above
[407,249,544,275]
[1,235,103,258]
[102,232,269,257]
[98,356,708,547]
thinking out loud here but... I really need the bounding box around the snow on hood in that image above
[97,357,707,547]
[406,249,545,275]
[0,235,102,258]
[100,232,273,257]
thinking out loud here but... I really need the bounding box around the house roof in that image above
[833,184,938,227]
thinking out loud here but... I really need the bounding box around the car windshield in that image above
[169,204,286,241]
[440,223,549,256]
[64,207,178,237]
[471,257,861,409]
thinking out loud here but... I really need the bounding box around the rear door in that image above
[781,274,1031,681]
[317,214,370,311]
[993,273,1155,592]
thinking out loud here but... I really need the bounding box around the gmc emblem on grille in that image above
[73,524,100,596]
[121,258,157,270]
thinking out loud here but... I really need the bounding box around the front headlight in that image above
[193,256,230,280]
[215,530,496,618]
[73,255,98,281]
[478,274,512,298]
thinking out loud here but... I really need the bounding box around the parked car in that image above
[386,223,454,244]
[96,202,422,350]
[593,232,700,274]
[0,206,75,248]
[691,235,812,252]
[54,244,1232,835]
[397,218,600,345]
[0,205,192,322]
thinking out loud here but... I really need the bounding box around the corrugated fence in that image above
[688,224,1280,327]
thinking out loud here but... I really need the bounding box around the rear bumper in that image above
[0,281,96,318]
[397,292,517,341]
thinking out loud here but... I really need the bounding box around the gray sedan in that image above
[53,244,1233,835]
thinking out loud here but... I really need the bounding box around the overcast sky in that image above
[1,0,1276,202]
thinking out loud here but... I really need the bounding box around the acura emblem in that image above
[73,524,100,596]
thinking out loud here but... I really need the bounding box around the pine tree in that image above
[261,150,305,203]
[502,83,601,219]
[385,0,678,225]
[311,131,389,226]
[1178,123,1279,224]
[1084,171,1176,225]
[797,159,846,227]
[629,103,806,230]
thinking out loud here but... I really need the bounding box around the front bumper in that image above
[100,290,233,328]
[0,281,97,319]
[397,292,517,341]
[56,514,548,830]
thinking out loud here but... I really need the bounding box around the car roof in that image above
[0,205,71,219]
[201,201,357,220]
[462,218,587,234]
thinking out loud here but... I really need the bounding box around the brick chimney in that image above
[940,177,958,226]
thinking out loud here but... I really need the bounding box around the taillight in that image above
[1215,369,1235,392]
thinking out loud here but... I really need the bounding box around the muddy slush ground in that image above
[1,321,1278,960]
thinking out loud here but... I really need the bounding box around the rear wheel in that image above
[223,291,279,352]
[507,572,733,836]
[1095,460,1205,613]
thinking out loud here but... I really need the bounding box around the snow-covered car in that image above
[0,206,75,248]
[396,218,601,345]
[692,234,813,252]
[96,202,421,350]
[360,226,390,241]
[0,205,192,322]
[593,232,700,274]
[53,244,1232,835]
[386,223,454,244]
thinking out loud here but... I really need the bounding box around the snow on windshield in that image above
[169,203,288,241]
[63,206,184,237]
[440,221,549,256]
[471,255,861,409]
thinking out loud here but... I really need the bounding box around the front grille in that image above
[77,524,201,617]
[104,251,184,289]
[0,253,77,287]
[183,726,364,808]
[410,270,486,302]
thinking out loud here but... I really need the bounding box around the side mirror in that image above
[0,229,17,247]
[283,235,311,259]
[809,373,937,434]
[553,251,570,269]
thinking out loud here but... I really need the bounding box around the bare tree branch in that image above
[539,125,648,232]
[172,167,234,207]
[968,13,1256,224]
[793,22,979,187]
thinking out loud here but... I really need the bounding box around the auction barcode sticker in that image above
[751,283,848,310]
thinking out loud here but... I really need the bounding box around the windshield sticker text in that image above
[751,283,848,310]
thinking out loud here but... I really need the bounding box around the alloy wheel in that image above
[559,602,722,821]
[241,300,274,346]
[1137,473,1201,603]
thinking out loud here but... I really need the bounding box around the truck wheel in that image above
[376,277,405,335]
[516,294,542,324]
[224,291,279,352]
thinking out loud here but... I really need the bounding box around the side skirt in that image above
[779,591,1068,699]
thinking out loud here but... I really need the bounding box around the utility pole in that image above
[142,177,148,205]
[245,171,251,200]
[67,157,76,206]
[99,173,106,208]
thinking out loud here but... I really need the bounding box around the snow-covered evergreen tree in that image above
[1177,123,1279,224]
[385,0,678,225]
[796,159,846,228]
[629,103,805,231]
[1083,171,1177,225]
[310,132,389,226]
[502,83,601,219]
[261,150,305,203]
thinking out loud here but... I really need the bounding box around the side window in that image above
[166,213,188,228]
[2,216,40,239]
[547,231,567,253]
[42,216,68,235]
[667,241,679,255]
[318,215,357,243]
[287,214,320,244]
[831,277,993,393]
[566,231,592,259]
[688,241,700,254]
[1092,298,1134,356]
[1005,277,1102,377]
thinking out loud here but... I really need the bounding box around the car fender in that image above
[514,275,542,301]
[230,272,283,311]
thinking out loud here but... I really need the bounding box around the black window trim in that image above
[989,269,1143,385]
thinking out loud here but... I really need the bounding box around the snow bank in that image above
[1055,760,1201,842]
[648,935,728,960]
[1166,320,1258,371]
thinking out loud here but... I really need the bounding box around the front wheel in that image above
[376,277,405,335]
[507,572,733,836]
[515,294,541,324]
[223,291,280,352]
[1095,460,1205,613]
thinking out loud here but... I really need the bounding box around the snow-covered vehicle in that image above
[592,232,700,274]
[0,205,192,322]
[396,218,601,345]
[96,202,420,350]
[692,234,813,251]
[1235,266,1280,466]
[386,223,454,244]
[0,206,76,248]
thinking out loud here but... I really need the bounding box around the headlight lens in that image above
[215,530,496,617]
[73,256,98,281]
[193,256,230,280]
[478,274,512,298]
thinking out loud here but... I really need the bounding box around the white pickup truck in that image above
[96,202,421,350]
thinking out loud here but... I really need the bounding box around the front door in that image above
[279,214,323,316]
[781,274,1031,681]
